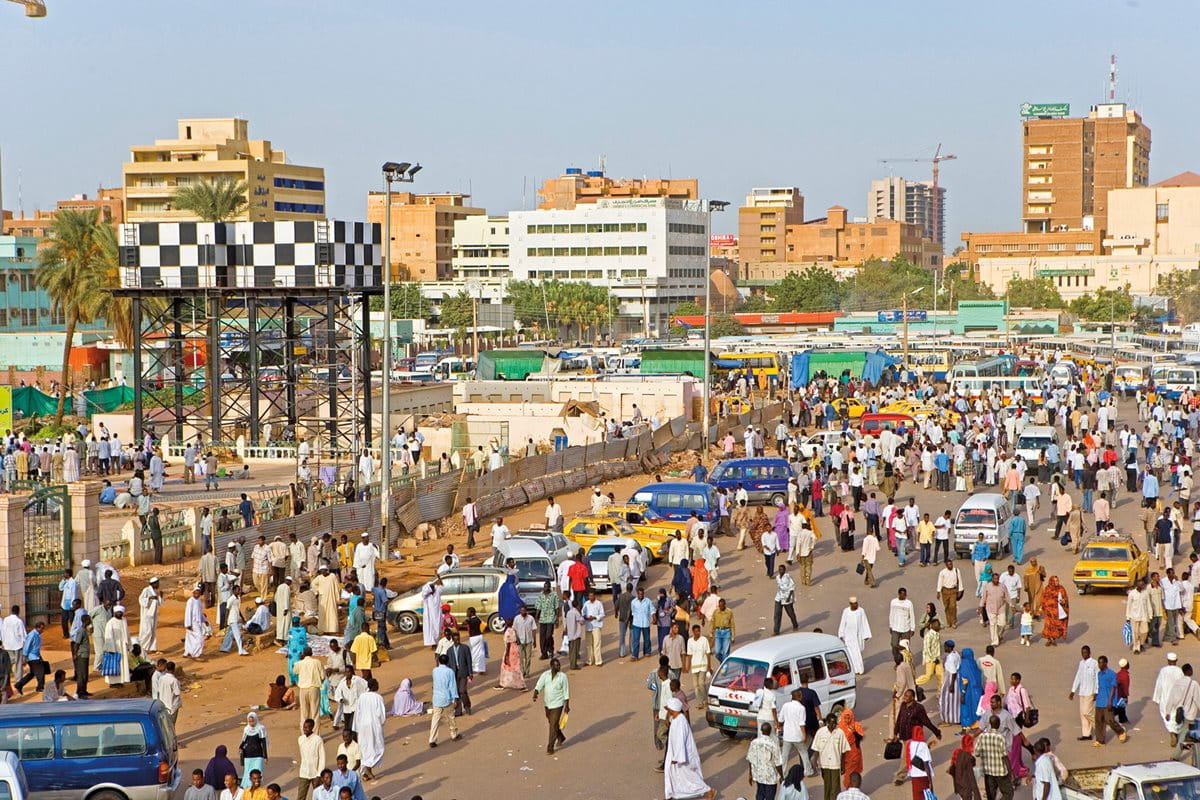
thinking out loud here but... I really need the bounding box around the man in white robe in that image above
[76,561,97,611]
[1153,652,1185,735]
[89,603,110,670]
[353,678,387,780]
[663,697,714,800]
[274,576,292,642]
[312,565,342,635]
[420,577,443,648]
[358,451,374,487]
[104,605,132,685]
[352,533,379,591]
[183,586,207,658]
[149,451,165,492]
[138,578,162,653]
[837,597,872,675]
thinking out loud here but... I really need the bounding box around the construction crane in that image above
[5,0,46,16]
[879,143,957,248]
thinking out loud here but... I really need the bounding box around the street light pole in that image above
[901,285,924,381]
[701,200,728,455]
[379,161,420,559]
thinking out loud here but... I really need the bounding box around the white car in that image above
[585,537,645,591]
[797,430,856,459]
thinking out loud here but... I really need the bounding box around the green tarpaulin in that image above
[639,349,706,375]
[11,384,201,419]
[12,386,64,417]
[82,385,135,413]
[476,350,547,381]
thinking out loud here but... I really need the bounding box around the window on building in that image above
[1157,203,1169,222]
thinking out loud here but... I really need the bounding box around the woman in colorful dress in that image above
[1040,575,1069,646]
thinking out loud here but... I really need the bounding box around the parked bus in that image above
[949,375,1043,405]
[947,356,1013,380]
[1150,364,1198,399]
[713,351,782,381]
[1114,362,1150,396]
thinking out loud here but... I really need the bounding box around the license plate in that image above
[1096,570,1109,577]
[723,715,740,727]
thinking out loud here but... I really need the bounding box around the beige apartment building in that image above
[122,118,326,223]
[2,187,124,242]
[537,168,697,210]
[1022,103,1150,233]
[978,173,1200,300]
[366,192,484,281]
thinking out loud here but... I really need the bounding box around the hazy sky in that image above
[3,0,1198,246]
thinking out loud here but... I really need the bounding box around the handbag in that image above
[916,685,927,702]
[99,651,121,677]
[856,562,866,575]
[924,789,938,800]
[883,738,904,760]
[1122,620,1133,648]
[1017,707,1039,728]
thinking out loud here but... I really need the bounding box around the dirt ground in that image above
[28,422,1196,800]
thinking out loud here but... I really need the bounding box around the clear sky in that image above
[2,0,1198,246]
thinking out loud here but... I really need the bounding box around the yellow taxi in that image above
[599,503,690,537]
[1071,535,1149,594]
[834,398,868,420]
[881,400,961,426]
[564,514,672,562]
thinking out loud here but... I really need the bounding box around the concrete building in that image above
[537,167,697,210]
[509,197,708,334]
[868,176,945,246]
[738,187,805,265]
[2,188,125,241]
[451,215,510,279]
[1021,103,1150,233]
[366,191,484,282]
[977,173,1200,301]
[122,118,326,223]
[959,229,1102,273]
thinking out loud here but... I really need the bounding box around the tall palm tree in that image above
[37,209,112,422]
[173,177,248,222]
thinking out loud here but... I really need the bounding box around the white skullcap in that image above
[113,605,126,613]
[666,698,684,712]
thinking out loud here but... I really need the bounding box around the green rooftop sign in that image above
[1020,102,1069,118]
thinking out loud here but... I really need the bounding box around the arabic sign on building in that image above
[877,309,928,323]
[1020,102,1070,118]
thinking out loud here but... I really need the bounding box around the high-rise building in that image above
[737,187,805,265]
[537,167,697,210]
[122,118,326,223]
[509,197,707,334]
[868,177,945,246]
[366,192,485,282]
[1021,103,1150,233]
[451,215,511,279]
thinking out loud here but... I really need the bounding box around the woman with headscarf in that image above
[203,744,238,791]
[498,618,526,690]
[1040,575,1069,645]
[342,589,365,646]
[839,707,865,788]
[905,726,934,800]
[392,677,424,716]
[780,764,810,800]
[948,732,982,800]
[939,640,962,725]
[959,647,985,730]
[1024,558,1047,618]
[773,501,791,556]
[238,712,268,788]
[285,617,307,685]
[976,680,1000,721]
[690,557,710,599]
[672,559,693,606]
[749,507,771,553]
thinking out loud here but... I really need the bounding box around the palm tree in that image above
[173,177,248,222]
[37,209,112,422]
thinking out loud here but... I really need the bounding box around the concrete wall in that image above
[454,378,696,422]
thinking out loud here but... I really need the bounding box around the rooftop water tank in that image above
[565,167,583,175]
[586,170,603,177]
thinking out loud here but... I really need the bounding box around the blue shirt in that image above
[1046,443,1060,463]
[934,453,949,472]
[58,578,78,610]
[690,464,708,482]
[1009,516,1027,538]
[630,596,654,628]
[1143,474,1160,498]
[972,542,991,562]
[98,486,117,504]
[1096,667,1118,708]
[331,768,366,800]
[23,629,41,660]
[431,664,459,707]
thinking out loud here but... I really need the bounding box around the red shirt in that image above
[568,561,589,591]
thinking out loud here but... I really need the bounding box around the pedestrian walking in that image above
[532,658,569,755]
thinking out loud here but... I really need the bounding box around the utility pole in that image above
[701,200,729,452]
[467,279,481,359]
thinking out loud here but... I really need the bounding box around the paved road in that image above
[152,463,1197,800]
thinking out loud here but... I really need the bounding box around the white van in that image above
[1015,425,1057,467]
[953,493,1011,558]
[706,633,856,738]
[487,538,556,607]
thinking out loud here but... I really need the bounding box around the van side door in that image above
[795,654,829,713]
[0,724,54,793]
[59,719,153,796]
[822,649,856,709]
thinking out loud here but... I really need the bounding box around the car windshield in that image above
[1081,546,1130,561]
[514,559,554,581]
[588,544,623,562]
[1144,777,1200,800]
[610,519,636,535]
[956,509,996,527]
[1016,436,1053,451]
[711,657,769,691]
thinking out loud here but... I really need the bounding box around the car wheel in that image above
[1077,586,1087,596]
[395,612,419,634]
[769,493,786,507]
[488,613,506,634]
[830,701,845,717]
[720,729,738,739]
[88,791,127,800]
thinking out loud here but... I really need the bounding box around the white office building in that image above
[509,197,708,334]
[451,215,511,279]
[868,176,945,247]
